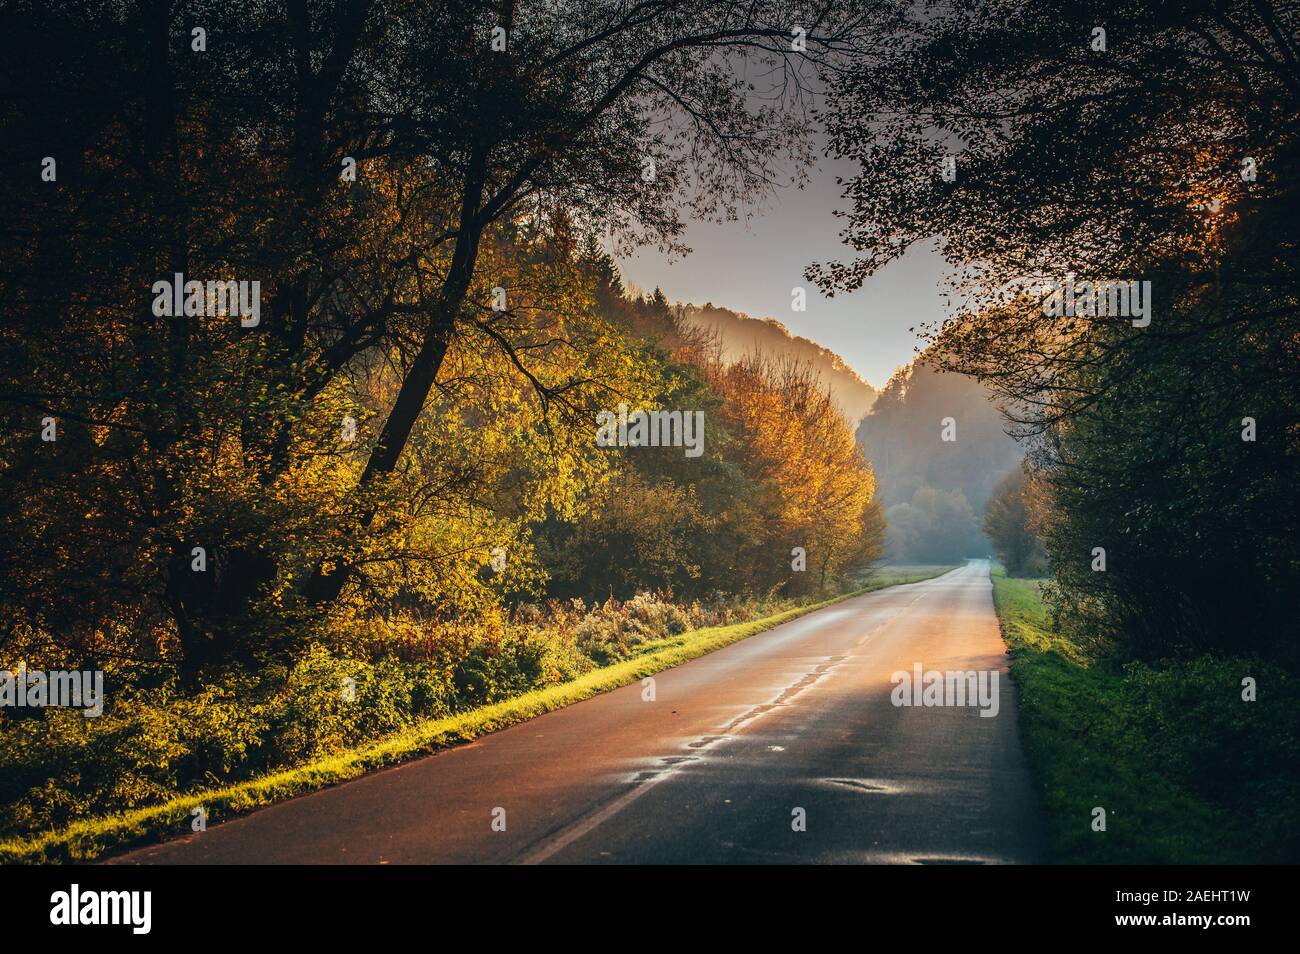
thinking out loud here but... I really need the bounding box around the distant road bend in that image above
[117,560,1043,865]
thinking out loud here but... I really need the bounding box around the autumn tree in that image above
[0,0,875,681]
[704,353,884,593]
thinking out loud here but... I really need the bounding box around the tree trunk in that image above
[303,141,490,604]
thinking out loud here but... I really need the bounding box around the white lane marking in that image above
[514,769,675,865]
[515,574,947,864]
[516,655,852,865]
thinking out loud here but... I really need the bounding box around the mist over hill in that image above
[615,288,1019,565]
[856,358,1023,563]
[680,303,878,425]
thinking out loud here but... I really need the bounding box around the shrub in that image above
[0,583,827,840]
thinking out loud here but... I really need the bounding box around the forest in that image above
[1,0,1297,866]
[0,0,889,841]
[812,0,1300,661]
[810,0,1300,860]
[855,358,1020,564]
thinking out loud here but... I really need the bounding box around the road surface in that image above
[115,560,1043,864]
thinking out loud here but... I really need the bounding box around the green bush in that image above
[1120,656,1300,859]
[994,569,1300,863]
[0,693,189,834]
[0,587,803,840]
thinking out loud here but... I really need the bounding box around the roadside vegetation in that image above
[992,567,1300,863]
[825,1,1300,861]
[1,2,893,860]
[0,565,951,864]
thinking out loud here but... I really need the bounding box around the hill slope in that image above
[681,303,877,424]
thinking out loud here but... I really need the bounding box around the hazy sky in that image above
[617,149,951,389]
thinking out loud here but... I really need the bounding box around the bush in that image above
[1120,656,1300,859]
[0,582,834,842]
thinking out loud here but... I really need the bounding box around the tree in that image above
[704,352,885,593]
[541,320,887,600]
[292,0,876,603]
[811,0,1300,657]
[982,466,1043,577]
[0,0,874,680]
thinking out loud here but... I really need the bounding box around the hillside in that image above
[681,303,877,424]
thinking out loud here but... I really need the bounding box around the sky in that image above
[616,149,951,389]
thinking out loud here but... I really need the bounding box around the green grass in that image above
[0,564,953,865]
[992,567,1276,863]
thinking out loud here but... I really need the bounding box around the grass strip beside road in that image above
[990,567,1291,863]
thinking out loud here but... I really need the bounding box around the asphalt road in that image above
[114,560,1043,865]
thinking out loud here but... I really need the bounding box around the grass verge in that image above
[992,566,1299,863]
[1,565,953,865]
